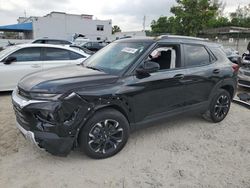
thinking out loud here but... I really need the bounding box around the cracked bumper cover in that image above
[12,89,92,156]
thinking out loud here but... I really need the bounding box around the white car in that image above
[0,44,90,91]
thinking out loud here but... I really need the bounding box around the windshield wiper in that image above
[86,65,104,72]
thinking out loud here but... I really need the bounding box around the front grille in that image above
[18,87,31,99]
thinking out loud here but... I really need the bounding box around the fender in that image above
[208,77,237,101]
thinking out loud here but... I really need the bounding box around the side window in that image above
[69,51,85,60]
[8,47,41,62]
[148,45,181,70]
[97,25,104,31]
[33,40,44,44]
[44,48,70,61]
[47,40,61,45]
[184,44,210,67]
[84,42,91,47]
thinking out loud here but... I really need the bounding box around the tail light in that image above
[232,64,239,72]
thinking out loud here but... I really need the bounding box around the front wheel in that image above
[79,108,130,159]
[203,89,231,123]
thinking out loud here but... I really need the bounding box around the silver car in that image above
[238,60,250,88]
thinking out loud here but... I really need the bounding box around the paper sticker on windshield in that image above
[121,47,138,54]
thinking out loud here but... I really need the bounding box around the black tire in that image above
[203,89,231,123]
[79,108,130,159]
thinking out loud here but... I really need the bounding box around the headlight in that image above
[29,93,62,100]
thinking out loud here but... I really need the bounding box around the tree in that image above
[170,0,220,36]
[112,25,121,34]
[151,16,180,34]
[229,4,250,28]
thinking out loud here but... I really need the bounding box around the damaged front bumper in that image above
[12,88,92,156]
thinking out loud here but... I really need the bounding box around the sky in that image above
[0,0,249,31]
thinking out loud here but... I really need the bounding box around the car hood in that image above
[18,65,119,93]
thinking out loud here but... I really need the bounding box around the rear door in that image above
[0,47,42,90]
[182,44,217,105]
[42,47,86,70]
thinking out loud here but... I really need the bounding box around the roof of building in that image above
[201,26,250,34]
[0,22,32,32]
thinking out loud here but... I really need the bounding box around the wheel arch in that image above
[93,104,130,124]
[220,85,235,99]
[209,78,236,101]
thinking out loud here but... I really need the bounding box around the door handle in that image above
[213,69,220,74]
[31,65,41,68]
[173,74,185,79]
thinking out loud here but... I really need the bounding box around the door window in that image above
[69,51,85,60]
[148,45,181,70]
[184,44,210,67]
[8,47,41,62]
[44,48,70,60]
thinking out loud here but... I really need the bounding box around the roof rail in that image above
[158,35,208,41]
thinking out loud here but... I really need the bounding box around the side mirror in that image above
[136,60,160,75]
[4,56,16,64]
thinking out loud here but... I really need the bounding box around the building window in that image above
[97,25,104,31]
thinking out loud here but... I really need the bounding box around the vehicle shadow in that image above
[65,113,206,161]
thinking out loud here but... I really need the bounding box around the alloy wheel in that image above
[88,119,123,154]
[214,94,230,119]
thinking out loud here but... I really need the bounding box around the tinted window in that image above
[184,45,210,67]
[44,48,70,60]
[33,40,45,44]
[84,42,92,47]
[9,47,41,62]
[210,47,229,62]
[46,40,71,45]
[69,51,85,60]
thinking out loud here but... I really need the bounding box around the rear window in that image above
[44,48,70,60]
[184,44,210,67]
[210,47,229,62]
[69,51,85,59]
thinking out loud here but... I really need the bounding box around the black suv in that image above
[12,36,238,159]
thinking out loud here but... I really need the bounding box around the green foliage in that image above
[171,0,219,36]
[112,25,121,34]
[150,1,250,36]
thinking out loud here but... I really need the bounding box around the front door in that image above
[0,47,42,91]
[127,44,188,123]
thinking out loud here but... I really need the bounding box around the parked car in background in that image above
[0,44,90,91]
[238,59,250,88]
[32,38,73,45]
[223,47,242,65]
[69,45,95,55]
[81,41,107,52]
[12,36,237,159]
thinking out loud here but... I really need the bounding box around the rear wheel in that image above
[203,89,231,123]
[79,108,129,159]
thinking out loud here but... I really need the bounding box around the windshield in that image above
[0,46,19,60]
[84,42,151,75]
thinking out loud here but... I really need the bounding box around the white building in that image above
[0,12,112,41]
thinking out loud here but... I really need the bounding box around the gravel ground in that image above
[0,92,250,188]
